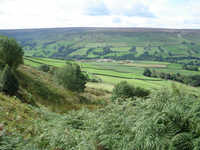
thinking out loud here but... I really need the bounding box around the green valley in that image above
[23,56,200,95]
[1,28,200,63]
[1,28,200,149]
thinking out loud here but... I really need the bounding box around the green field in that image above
[24,56,200,95]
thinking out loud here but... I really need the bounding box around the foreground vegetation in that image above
[1,87,200,150]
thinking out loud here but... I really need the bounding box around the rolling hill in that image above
[1,27,200,62]
[2,28,200,149]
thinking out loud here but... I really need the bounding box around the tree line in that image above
[182,64,199,71]
[143,68,200,87]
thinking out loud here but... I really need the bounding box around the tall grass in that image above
[1,87,200,149]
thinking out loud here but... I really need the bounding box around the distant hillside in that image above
[1,27,200,62]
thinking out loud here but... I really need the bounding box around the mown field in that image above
[24,56,200,95]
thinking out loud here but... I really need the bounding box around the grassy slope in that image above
[0,93,42,140]
[16,65,82,112]
[0,64,111,147]
[7,65,108,114]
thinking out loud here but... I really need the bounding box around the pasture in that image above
[24,56,200,95]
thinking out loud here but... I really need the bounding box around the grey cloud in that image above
[86,2,110,16]
[123,3,155,18]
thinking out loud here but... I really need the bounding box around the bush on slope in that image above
[16,65,81,112]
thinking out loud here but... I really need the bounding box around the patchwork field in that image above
[24,56,200,95]
[1,28,200,63]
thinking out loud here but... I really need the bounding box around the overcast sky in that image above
[0,0,199,29]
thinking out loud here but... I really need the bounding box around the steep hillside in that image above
[0,62,110,149]
[16,65,82,112]
[0,65,107,113]
[1,28,200,62]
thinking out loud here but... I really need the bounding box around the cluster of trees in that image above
[86,48,95,55]
[186,75,200,87]
[129,46,136,52]
[112,81,150,101]
[38,62,88,92]
[184,60,200,66]
[0,37,24,95]
[92,46,113,56]
[54,62,87,92]
[84,73,102,83]
[144,68,184,81]
[143,68,200,87]
[51,46,83,59]
[21,40,37,50]
[182,64,199,71]
[38,64,50,72]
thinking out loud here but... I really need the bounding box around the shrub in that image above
[55,62,87,92]
[185,75,200,87]
[85,73,102,83]
[143,68,152,77]
[112,81,150,100]
[0,65,19,95]
[0,37,24,69]
[49,66,57,75]
[134,87,150,97]
[182,64,199,71]
[38,64,50,72]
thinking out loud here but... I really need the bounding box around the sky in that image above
[0,0,200,29]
